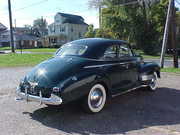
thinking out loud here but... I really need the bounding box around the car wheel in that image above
[147,72,158,91]
[83,84,107,113]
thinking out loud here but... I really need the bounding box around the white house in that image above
[47,12,88,46]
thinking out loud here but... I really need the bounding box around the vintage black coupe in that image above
[16,38,160,113]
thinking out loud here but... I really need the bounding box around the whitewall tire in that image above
[148,72,158,91]
[83,84,107,113]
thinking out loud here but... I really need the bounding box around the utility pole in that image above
[160,0,173,68]
[8,0,15,53]
[171,0,178,68]
[99,5,102,28]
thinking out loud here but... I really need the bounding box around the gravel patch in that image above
[0,67,180,135]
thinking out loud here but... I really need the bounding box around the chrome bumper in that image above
[16,87,62,105]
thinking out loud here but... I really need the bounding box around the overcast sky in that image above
[0,0,99,28]
[0,0,180,29]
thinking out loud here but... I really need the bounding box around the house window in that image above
[71,28,73,32]
[60,26,65,32]
[29,41,33,46]
[79,32,82,38]
[51,38,57,43]
[21,40,24,45]
[50,25,55,33]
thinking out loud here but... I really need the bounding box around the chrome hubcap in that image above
[90,88,103,108]
[149,74,157,90]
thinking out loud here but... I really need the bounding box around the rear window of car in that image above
[56,44,88,57]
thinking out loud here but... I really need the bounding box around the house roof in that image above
[0,23,7,31]
[13,27,30,31]
[15,34,38,41]
[57,12,88,25]
[0,30,38,43]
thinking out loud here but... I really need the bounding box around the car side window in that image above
[102,45,118,60]
[118,44,133,58]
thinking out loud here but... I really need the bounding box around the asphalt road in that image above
[1,67,180,135]
[145,59,180,68]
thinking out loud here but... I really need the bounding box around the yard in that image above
[0,47,57,53]
[0,53,52,67]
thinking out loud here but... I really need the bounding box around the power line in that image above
[0,0,48,16]
[14,0,48,12]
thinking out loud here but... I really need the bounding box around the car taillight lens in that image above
[53,87,60,92]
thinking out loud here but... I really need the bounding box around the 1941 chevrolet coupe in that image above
[16,38,160,113]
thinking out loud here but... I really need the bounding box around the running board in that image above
[112,85,147,98]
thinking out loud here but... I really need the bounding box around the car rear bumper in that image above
[16,87,62,105]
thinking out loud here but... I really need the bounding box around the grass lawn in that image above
[0,53,52,67]
[0,47,11,51]
[16,48,57,53]
[0,47,57,53]
[161,68,180,74]
[142,55,171,59]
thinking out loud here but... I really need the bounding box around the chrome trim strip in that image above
[84,62,131,69]
[16,87,62,105]
[112,85,147,98]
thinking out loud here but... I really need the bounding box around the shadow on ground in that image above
[24,87,180,134]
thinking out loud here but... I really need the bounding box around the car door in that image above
[101,44,133,95]
[116,43,139,91]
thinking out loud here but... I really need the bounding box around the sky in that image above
[0,0,99,28]
[0,0,180,29]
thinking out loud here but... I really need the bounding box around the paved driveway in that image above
[0,67,180,135]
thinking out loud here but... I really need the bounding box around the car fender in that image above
[139,62,160,78]
[58,68,110,103]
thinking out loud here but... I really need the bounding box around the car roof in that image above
[69,38,128,47]
[63,38,129,59]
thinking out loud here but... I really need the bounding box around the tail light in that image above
[53,87,60,92]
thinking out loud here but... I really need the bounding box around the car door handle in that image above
[121,64,129,69]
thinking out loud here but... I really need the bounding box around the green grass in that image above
[161,68,180,74]
[0,47,11,51]
[17,48,57,53]
[0,53,52,67]
[142,54,172,59]
[0,47,57,53]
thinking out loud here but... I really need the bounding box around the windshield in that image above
[56,44,88,57]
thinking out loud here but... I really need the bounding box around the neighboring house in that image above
[13,27,31,34]
[46,12,88,47]
[0,25,39,48]
[0,23,7,32]
[0,23,8,47]
[0,30,10,47]
[15,34,38,49]
[13,27,39,49]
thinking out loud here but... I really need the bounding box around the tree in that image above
[32,17,48,37]
[85,24,96,38]
[95,28,114,38]
[88,0,103,9]
[24,24,32,29]
[33,17,47,29]
[96,0,169,54]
